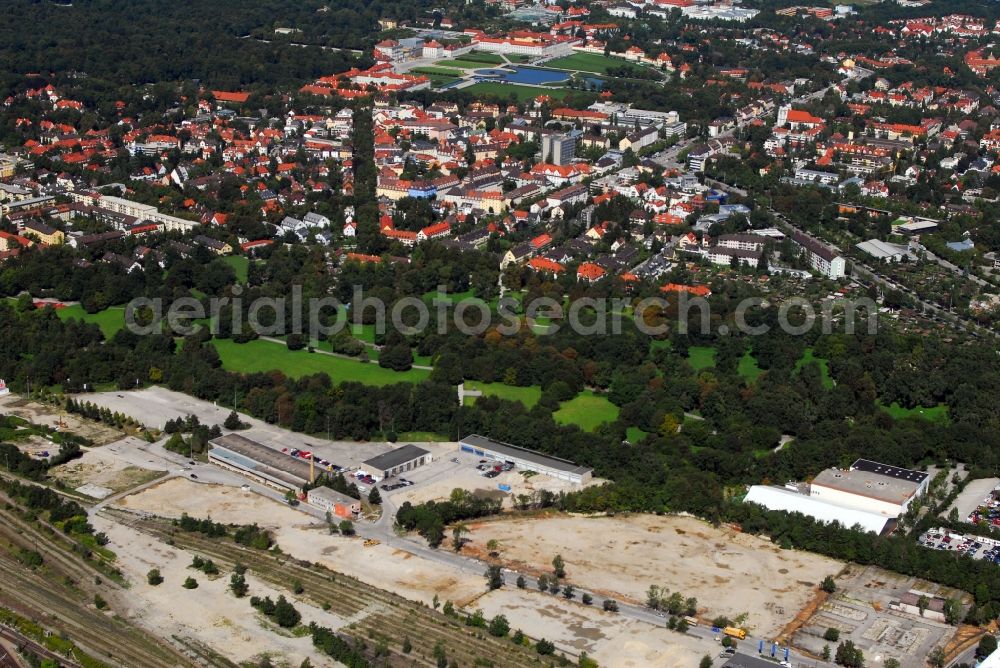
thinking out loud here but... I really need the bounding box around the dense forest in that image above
[0,0,369,93]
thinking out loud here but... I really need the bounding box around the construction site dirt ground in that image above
[114,478,488,607]
[791,563,968,666]
[48,445,165,497]
[462,514,844,638]
[0,394,123,445]
[112,479,710,664]
[472,588,705,668]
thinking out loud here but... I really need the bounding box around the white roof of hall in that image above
[744,485,892,535]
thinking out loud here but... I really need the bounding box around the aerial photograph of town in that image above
[6,0,1000,666]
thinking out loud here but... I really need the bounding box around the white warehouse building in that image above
[744,459,930,535]
[459,434,593,484]
[810,459,929,517]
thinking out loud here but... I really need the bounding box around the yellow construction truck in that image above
[723,627,747,640]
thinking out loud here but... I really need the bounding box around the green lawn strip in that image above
[879,401,949,423]
[545,52,627,74]
[554,390,619,432]
[211,338,429,385]
[396,431,452,442]
[411,66,465,77]
[463,381,541,408]
[463,82,576,102]
[436,59,499,70]
[462,51,505,64]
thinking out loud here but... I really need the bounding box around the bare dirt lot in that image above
[49,445,165,497]
[473,588,705,668]
[463,514,844,637]
[115,478,487,607]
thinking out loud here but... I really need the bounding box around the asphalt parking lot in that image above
[918,528,1000,564]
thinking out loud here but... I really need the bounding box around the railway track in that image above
[0,502,195,667]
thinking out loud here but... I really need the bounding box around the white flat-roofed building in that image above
[810,459,929,517]
[744,485,893,534]
[856,238,908,262]
[459,434,592,484]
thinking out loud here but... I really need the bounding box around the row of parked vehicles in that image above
[279,446,417,493]
[919,530,993,561]
[478,459,514,479]
[282,447,343,473]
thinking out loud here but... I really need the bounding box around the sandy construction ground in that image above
[93,515,343,667]
[463,514,844,637]
[473,588,706,668]
[49,445,165,497]
[115,478,487,606]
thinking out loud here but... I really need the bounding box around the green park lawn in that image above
[795,348,834,389]
[412,66,465,77]
[687,346,717,371]
[221,255,249,283]
[460,51,505,64]
[212,338,429,385]
[436,59,497,70]
[55,304,126,339]
[463,82,575,102]
[880,402,949,423]
[625,426,647,444]
[546,52,625,74]
[554,391,619,432]
[738,351,763,382]
[464,381,541,408]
